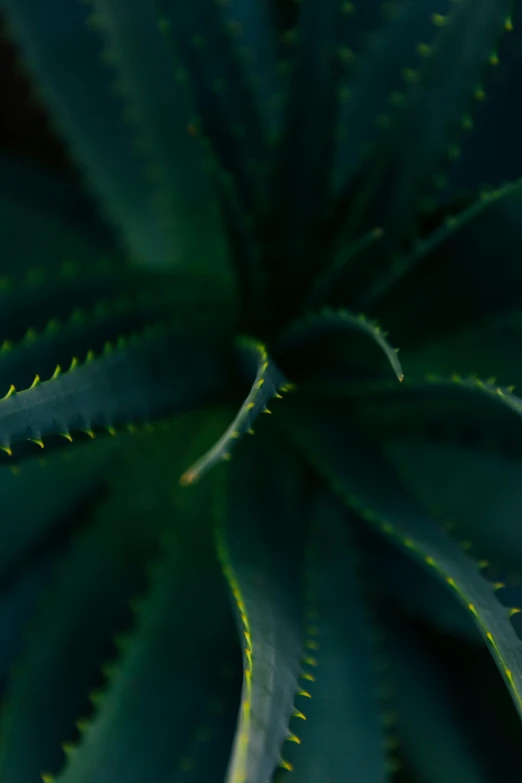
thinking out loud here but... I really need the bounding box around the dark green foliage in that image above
[0,0,520,781]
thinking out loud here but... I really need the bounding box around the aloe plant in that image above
[0,0,521,780]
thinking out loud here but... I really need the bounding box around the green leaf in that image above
[0,285,183,398]
[378,0,514,242]
[180,339,289,485]
[383,437,522,575]
[83,0,233,281]
[365,528,478,640]
[332,0,448,194]
[53,466,238,783]
[402,306,522,392]
[368,180,522,353]
[340,374,522,441]
[282,401,522,720]
[218,433,307,783]
[340,373,522,570]
[335,0,516,302]
[273,307,403,386]
[0,440,117,577]
[0,328,227,460]
[221,0,281,134]
[0,262,170,348]
[0,438,179,781]
[1,0,186,267]
[282,492,388,783]
[270,0,350,280]
[0,554,55,694]
[168,669,242,783]
[155,0,269,214]
[362,177,522,310]
[387,623,489,783]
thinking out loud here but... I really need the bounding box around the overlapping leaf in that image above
[371,179,522,353]
[272,307,403,387]
[282,401,522,720]
[180,338,288,485]
[282,492,388,782]
[53,463,238,783]
[218,432,307,783]
[0,328,229,462]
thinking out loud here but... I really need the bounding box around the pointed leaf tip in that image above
[179,339,288,485]
[274,308,404,384]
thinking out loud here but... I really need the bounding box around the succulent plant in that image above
[0,0,522,781]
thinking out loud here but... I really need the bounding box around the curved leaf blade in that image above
[0,445,175,780]
[218,434,307,783]
[0,328,227,460]
[0,440,117,579]
[155,0,269,214]
[364,528,478,640]
[373,181,522,353]
[180,339,289,485]
[1,0,177,267]
[383,437,522,575]
[273,307,403,385]
[332,0,448,194]
[363,178,522,309]
[283,492,388,783]
[54,471,238,783]
[379,0,515,241]
[86,0,233,278]
[283,401,522,719]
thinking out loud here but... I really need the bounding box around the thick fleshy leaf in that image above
[375,0,514,241]
[0,285,186,398]
[402,305,522,392]
[0,414,229,781]
[383,437,522,574]
[54,459,238,783]
[0,553,56,696]
[166,668,242,783]
[370,177,522,352]
[273,307,403,386]
[346,375,522,567]
[180,339,289,485]
[0,261,175,348]
[442,1,522,196]
[2,0,197,268]
[364,529,478,641]
[0,328,228,460]
[83,0,234,280]
[333,0,516,303]
[283,492,388,783]
[344,375,522,447]
[282,401,522,719]
[155,0,269,215]
[362,177,522,311]
[387,623,489,783]
[0,433,181,781]
[218,432,307,783]
[332,0,450,194]
[222,0,281,134]
[269,0,350,281]
[0,440,117,578]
